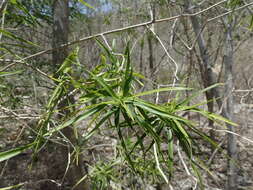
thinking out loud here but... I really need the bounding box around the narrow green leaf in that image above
[0,70,23,77]
[89,71,119,100]
[46,82,64,109]
[45,105,106,136]
[133,100,189,123]
[191,162,204,190]
[179,83,222,106]
[115,109,136,172]
[120,102,134,121]
[79,0,95,9]
[10,0,17,4]
[0,143,34,162]
[134,87,190,97]
[134,108,161,143]
[0,183,25,190]
[174,120,190,142]
[95,39,117,64]
[82,109,115,142]
[185,123,219,149]
[174,120,192,157]
[191,109,238,126]
[167,128,173,177]
[122,43,133,96]
[57,48,79,74]
[249,15,253,30]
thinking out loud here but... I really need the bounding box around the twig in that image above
[207,138,225,165]
[234,89,253,92]
[100,33,112,51]
[170,18,178,49]
[177,141,198,190]
[153,143,169,183]
[207,1,253,23]
[61,146,71,186]
[0,58,53,80]
[147,26,179,96]
[177,141,191,176]
[205,127,253,145]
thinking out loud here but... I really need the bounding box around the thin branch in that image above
[207,137,226,165]
[234,89,253,92]
[177,141,191,176]
[207,1,253,23]
[147,26,179,83]
[0,59,23,72]
[205,127,253,145]
[177,141,198,189]
[154,143,169,184]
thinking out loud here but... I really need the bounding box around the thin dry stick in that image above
[177,141,198,190]
[0,58,53,80]
[207,1,253,23]
[207,137,226,165]
[234,89,253,92]
[153,143,169,183]
[61,147,71,186]
[0,59,23,71]
[206,127,253,145]
[100,33,112,51]
[177,141,191,175]
[170,18,178,49]
[147,26,179,82]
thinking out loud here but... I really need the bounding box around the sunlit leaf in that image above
[0,183,25,190]
[134,87,190,97]
[78,0,95,10]
[0,143,34,162]
[0,70,23,77]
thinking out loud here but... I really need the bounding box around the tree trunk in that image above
[51,1,90,189]
[223,19,238,190]
[183,0,221,143]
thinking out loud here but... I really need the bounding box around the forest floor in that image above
[0,104,253,190]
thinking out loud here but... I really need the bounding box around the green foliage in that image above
[90,160,119,189]
[0,41,236,188]
[44,41,235,184]
[0,183,25,190]
[249,15,253,30]
[227,0,243,9]
[78,0,95,10]
[0,143,34,162]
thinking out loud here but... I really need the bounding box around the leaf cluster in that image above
[0,40,236,188]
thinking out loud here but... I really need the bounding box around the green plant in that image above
[0,40,236,189]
